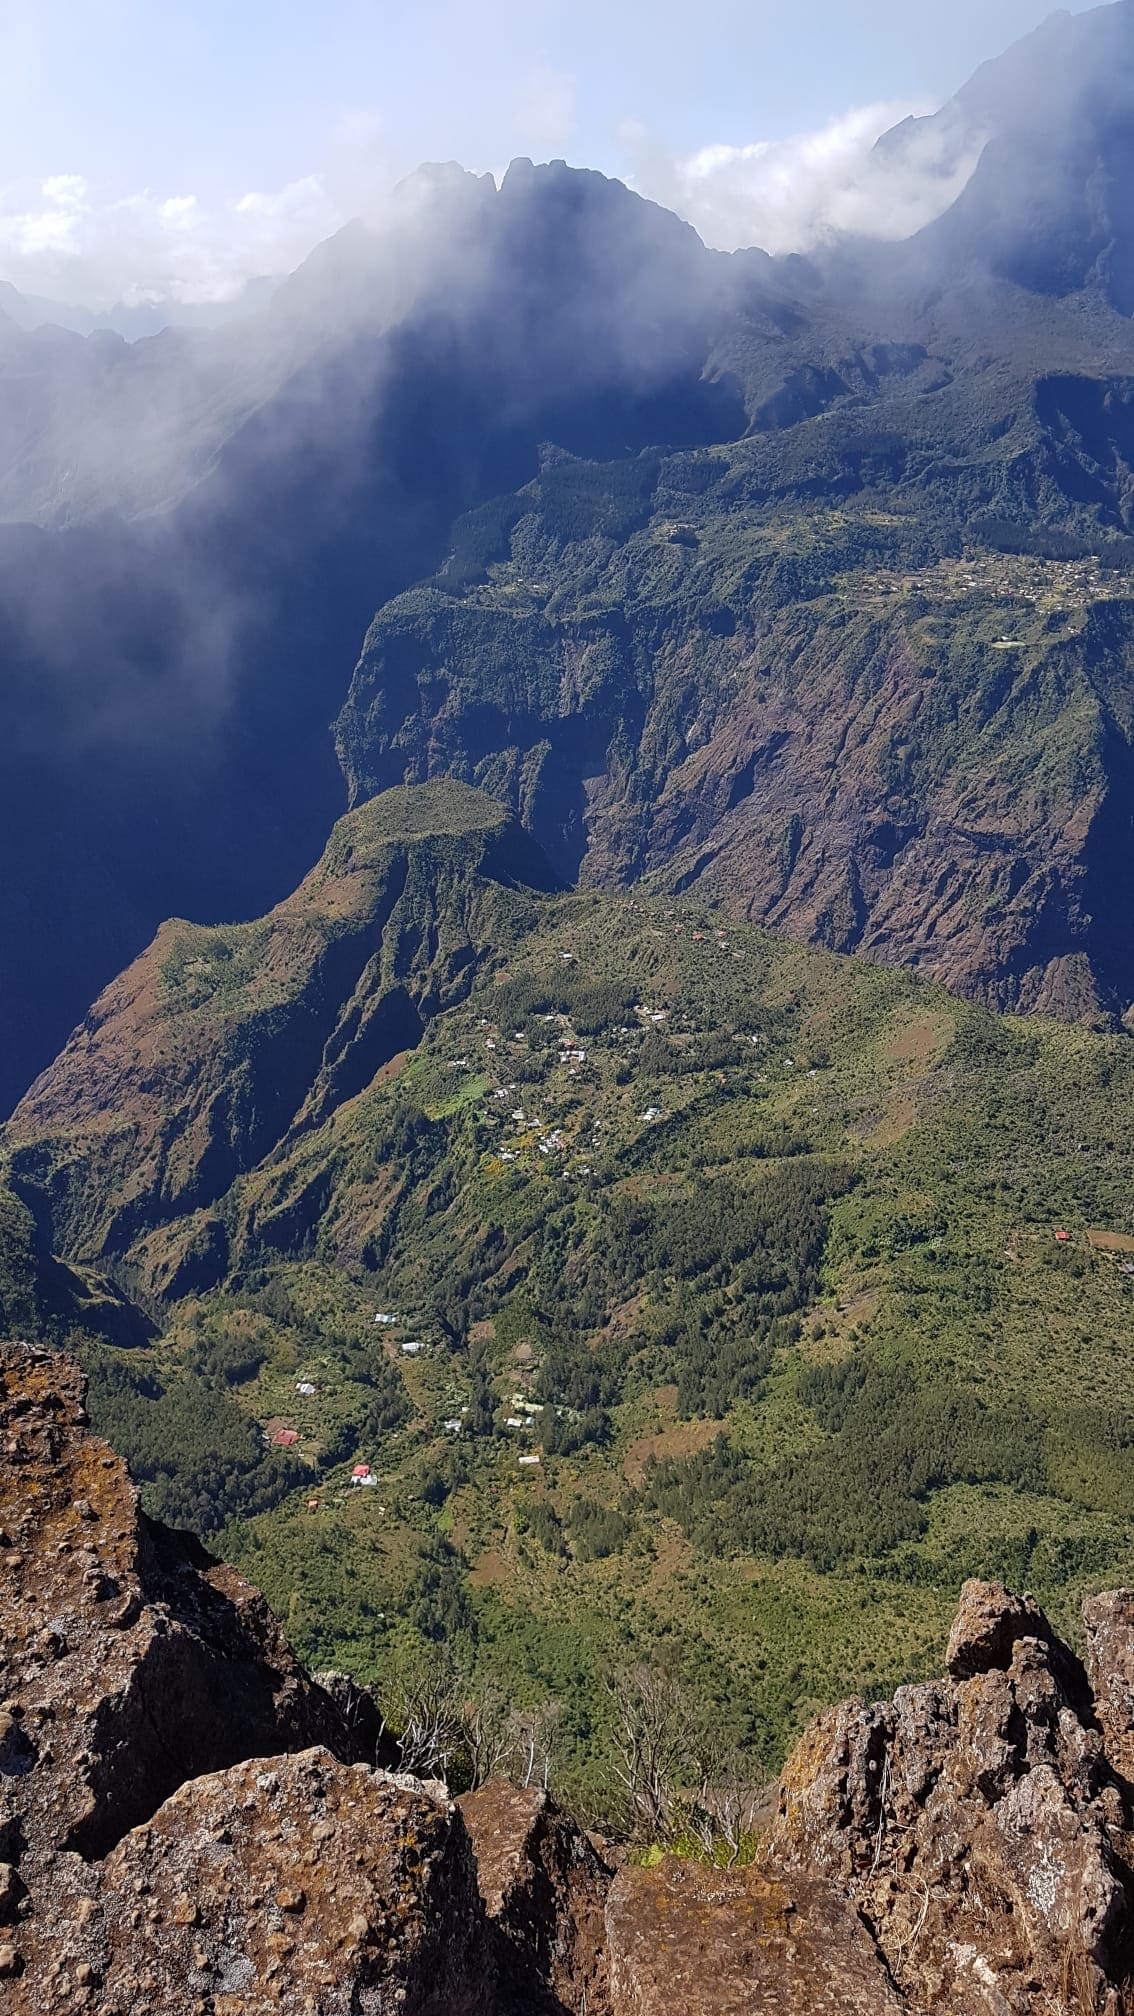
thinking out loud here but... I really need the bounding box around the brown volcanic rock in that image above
[765,1580,1130,2014]
[945,1577,1056,1679]
[75,1753,486,2016]
[605,1856,904,2014]
[459,1778,613,2013]
[0,1343,374,1993]
[1085,1589,1134,1788]
[0,1344,614,2014]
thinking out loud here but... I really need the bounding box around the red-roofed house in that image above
[352,1463,371,1479]
[272,1428,299,1447]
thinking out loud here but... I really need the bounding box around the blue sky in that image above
[0,0,1099,305]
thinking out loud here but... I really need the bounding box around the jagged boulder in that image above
[766,1579,1131,2014]
[459,1778,613,2013]
[1084,1589,1134,1789]
[45,1753,488,2016]
[0,1343,386,2000]
[944,1577,1055,1678]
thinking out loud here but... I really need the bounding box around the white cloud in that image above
[0,171,348,308]
[0,96,981,316]
[630,101,982,254]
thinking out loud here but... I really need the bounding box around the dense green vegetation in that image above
[12,21,1134,1830]
[18,851,1129,1809]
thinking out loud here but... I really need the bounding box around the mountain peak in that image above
[893,0,1134,305]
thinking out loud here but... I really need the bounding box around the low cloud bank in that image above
[0,171,346,310]
[0,92,983,315]
[631,101,982,254]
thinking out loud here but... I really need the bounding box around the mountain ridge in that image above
[4,24,1134,1097]
[4,782,558,1290]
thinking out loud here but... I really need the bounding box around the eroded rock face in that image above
[459,1778,613,2014]
[0,1344,614,2012]
[0,1343,426,2005]
[766,1578,1132,2014]
[605,1857,905,2014]
[1085,1589,1134,1789]
[83,1754,487,2016]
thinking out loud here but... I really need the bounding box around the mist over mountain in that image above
[4,9,1134,1114]
[0,274,279,342]
[13,19,1134,1984]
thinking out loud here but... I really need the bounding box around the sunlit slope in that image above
[9,784,1134,1779]
[336,441,1134,1023]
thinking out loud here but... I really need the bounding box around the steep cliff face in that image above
[3,782,558,1286]
[336,448,1134,1024]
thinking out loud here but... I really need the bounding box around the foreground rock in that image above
[459,1778,613,2014]
[766,1577,1133,2014]
[0,1344,603,2012]
[0,1344,401,2006]
[0,1346,366,1854]
[93,1754,487,2016]
[8,1344,1134,2014]
[606,1857,905,2014]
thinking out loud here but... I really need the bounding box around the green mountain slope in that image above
[8,784,1134,1790]
[4,781,558,1293]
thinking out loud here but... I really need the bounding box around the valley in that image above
[6,0,1134,1914]
[7,781,1134,1805]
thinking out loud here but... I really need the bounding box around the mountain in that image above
[4,781,559,1291]
[9,16,1134,1114]
[891,2,1134,307]
[334,432,1134,1021]
[9,780,1134,1786]
[0,161,778,1118]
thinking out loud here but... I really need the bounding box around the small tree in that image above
[464,1681,515,1790]
[687,1741,765,1867]
[606,1664,694,1841]
[509,1699,563,1791]
[379,1647,467,1781]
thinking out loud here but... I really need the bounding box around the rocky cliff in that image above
[0,1342,607,2015]
[3,781,558,1297]
[335,447,1134,1028]
[6,1338,1134,2013]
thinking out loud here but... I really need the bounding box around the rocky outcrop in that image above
[1085,1590,1134,1790]
[0,1342,395,2004]
[86,1756,489,2016]
[605,1857,906,2014]
[0,1343,608,2012]
[459,1778,613,2014]
[9,1346,1134,2014]
[766,1577,1133,2014]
